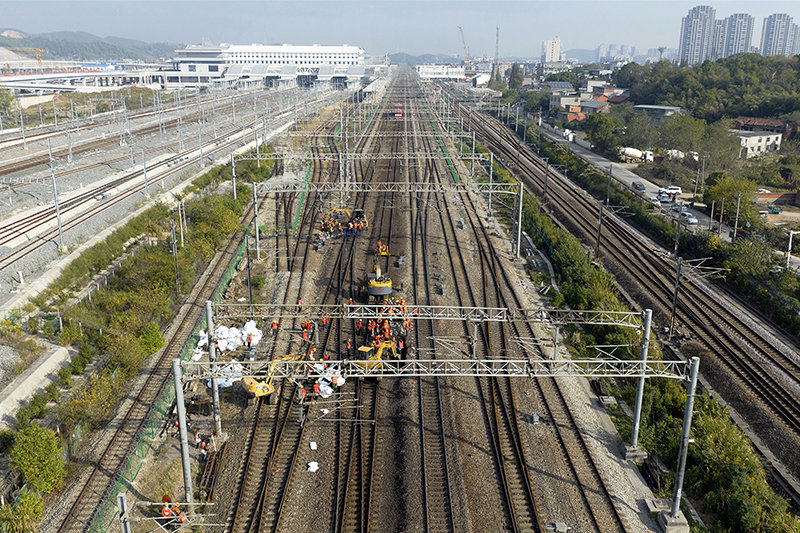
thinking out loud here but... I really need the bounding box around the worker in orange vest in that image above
[346,338,352,356]
[161,505,171,519]
[272,320,278,336]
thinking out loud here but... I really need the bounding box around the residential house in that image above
[733,130,782,158]
[734,117,796,140]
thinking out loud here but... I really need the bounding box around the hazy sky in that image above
[2,1,799,57]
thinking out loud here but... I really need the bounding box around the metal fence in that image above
[88,237,245,532]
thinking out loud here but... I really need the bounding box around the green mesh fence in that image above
[88,235,245,532]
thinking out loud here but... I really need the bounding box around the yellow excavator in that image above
[367,256,392,299]
[356,339,398,370]
[242,354,304,402]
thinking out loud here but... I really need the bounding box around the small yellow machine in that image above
[367,257,392,298]
[242,354,303,400]
[356,340,398,370]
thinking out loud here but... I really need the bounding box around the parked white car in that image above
[659,186,682,196]
[679,211,698,224]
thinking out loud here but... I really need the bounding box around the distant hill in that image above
[389,52,461,66]
[564,49,597,63]
[0,29,181,62]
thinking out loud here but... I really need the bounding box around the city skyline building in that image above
[542,36,562,62]
[724,13,754,56]
[761,13,800,56]
[678,5,716,65]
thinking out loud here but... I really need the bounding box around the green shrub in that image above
[0,487,43,532]
[28,394,48,419]
[68,357,86,376]
[0,429,15,453]
[40,321,56,339]
[9,424,65,493]
[252,274,266,290]
[138,322,165,355]
[26,317,39,334]
[14,408,30,430]
[57,366,72,388]
[44,383,60,403]
[56,323,81,346]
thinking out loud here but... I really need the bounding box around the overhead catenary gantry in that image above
[212,302,640,324]
[183,357,692,382]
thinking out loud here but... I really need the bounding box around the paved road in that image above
[537,123,800,271]
[539,124,729,237]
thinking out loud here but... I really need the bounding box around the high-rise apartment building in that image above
[711,18,727,59]
[678,5,716,65]
[724,13,754,56]
[761,13,800,56]
[542,36,561,63]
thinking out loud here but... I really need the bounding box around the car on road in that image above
[632,181,646,192]
[679,211,698,224]
[658,193,672,203]
[757,188,771,194]
[659,186,682,196]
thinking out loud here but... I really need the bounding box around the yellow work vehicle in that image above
[242,354,303,403]
[367,257,392,298]
[356,340,398,370]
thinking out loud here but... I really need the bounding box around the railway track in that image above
[422,79,629,531]
[0,92,334,273]
[461,106,800,481]
[56,185,264,532]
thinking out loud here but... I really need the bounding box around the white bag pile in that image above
[212,321,264,352]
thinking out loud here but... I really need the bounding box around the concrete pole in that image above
[17,101,26,149]
[179,202,185,248]
[205,301,223,438]
[786,231,798,270]
[543,158,550,206]
[141,148,149,196]
[630,309,652,449]
[595,201,604,257]
[171,220,180,296]
[717,198,725,238]
[488,153,493,215]
[67,128,73,166]
[172,359,195,517]
[117,493,132,533]
[670,356,700,518]
[48,140,64,250]
[669,257,683,341]
[732,192,742,243]
[471,132,475,179]
[708,200,715,231]
[253,183,260,261]
[52,97,58,127]
[516,181,523,258]
[231,154,237,201]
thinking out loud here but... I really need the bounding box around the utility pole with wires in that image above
[666,256,726,340]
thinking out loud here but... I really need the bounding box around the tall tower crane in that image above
[458,26,471,69]
[8,47,49,71]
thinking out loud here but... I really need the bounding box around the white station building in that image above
[166,43,366,88]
